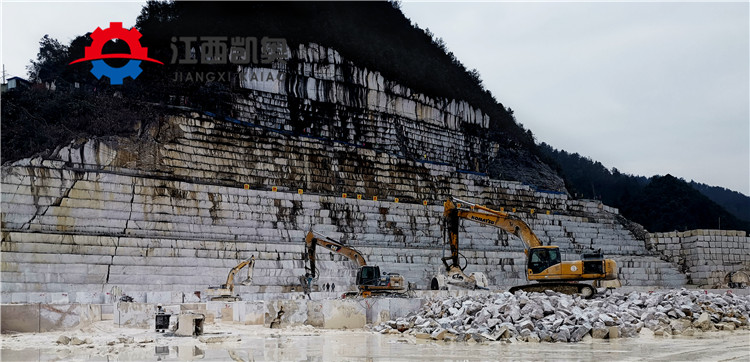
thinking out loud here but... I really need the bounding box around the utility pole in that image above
[2,64,7,84]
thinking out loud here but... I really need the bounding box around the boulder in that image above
[608,326,620,339]
[570,324,592,342]
[56,335,71,345]
[552,327,570,343]
[430,328,447,340]
[693,312,713,331]
[592,327,609,339]
[70,337,86,346]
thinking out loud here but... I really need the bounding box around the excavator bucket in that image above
[239,259,255,286]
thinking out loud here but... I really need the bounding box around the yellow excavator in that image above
[432,197,620,297]
[301,231,408,297]
[205,256,256,301]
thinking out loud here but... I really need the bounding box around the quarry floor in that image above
[1,320,749,361]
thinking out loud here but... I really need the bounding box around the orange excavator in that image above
[206,256,256,301]
[301,231,408,297]
[432,197,620,297]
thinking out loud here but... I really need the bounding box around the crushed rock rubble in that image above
[371,289,750,343]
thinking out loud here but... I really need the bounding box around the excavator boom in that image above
[225,257,256,289]
[304,231,367,280]
[445,198,543,258]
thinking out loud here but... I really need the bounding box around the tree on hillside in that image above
[27,35,69,84]
[689,181,750,222]
[622,175,749,232]
[539,143,749,233]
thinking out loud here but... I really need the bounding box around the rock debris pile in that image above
[372,289,750,343]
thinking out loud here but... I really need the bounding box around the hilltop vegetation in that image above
[3,1,559,189]
[540,143,750,233]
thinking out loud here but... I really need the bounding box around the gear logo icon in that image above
[69,22,163,85]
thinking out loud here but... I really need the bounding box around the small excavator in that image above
[301,231,409,298]
[432,197,620,297]
[205,256,256,301]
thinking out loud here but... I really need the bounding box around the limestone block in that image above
[114,302,155,328]
[321,299,366,329]
[233,301,265,325]
[305,300,325,328]
[363,299,391,325]
[38,304,100,332]
[175,313,205,337]
[67,187,133,203]
[146,292,175,304]
[74,292,104,304]
[389,298,424,320]
[1,304,41,333]
[264,300,308,328]
[205,301,232,322]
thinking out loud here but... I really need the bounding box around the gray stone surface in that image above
[648,230,750,287]
[373,289,750,343]
[1,303,101,333]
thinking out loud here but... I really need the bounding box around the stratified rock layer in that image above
[1,114,688,303]
[236,43,564,190]
[648,230,750,287]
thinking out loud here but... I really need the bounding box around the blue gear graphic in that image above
[90,60,142,85]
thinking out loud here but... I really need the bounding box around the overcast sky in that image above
[401,1,749,195]
[2,1,748,195]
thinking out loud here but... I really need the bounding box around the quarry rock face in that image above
[649,230,750,287]
[372,289,750,343]
[0,43,746,303]
[1,146,691,302]
[237,43,564,191]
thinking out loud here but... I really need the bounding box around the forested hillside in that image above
[3,1,548,185]
[689,182,750,222]
[540,143,750,233]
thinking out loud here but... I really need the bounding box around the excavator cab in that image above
[527,246,561,274]
[356,265,382,286]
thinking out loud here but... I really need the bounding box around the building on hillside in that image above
[1,76,31,93]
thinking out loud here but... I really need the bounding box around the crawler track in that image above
[509,283,596,298]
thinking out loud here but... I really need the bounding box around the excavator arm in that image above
[304,231,367,279]
[443,198,542,271]
[224,256,255,293]
[206,256,256,301]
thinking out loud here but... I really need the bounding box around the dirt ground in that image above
[1,320,749,361]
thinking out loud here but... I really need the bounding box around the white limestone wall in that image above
[17,115,567,212]
[2,164,686,303]
[649,230,750,286]
[0,110,690,303]
[234,43,565,188]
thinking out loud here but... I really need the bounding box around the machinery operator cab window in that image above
[528,248,561,274]
[357,266,379,285]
